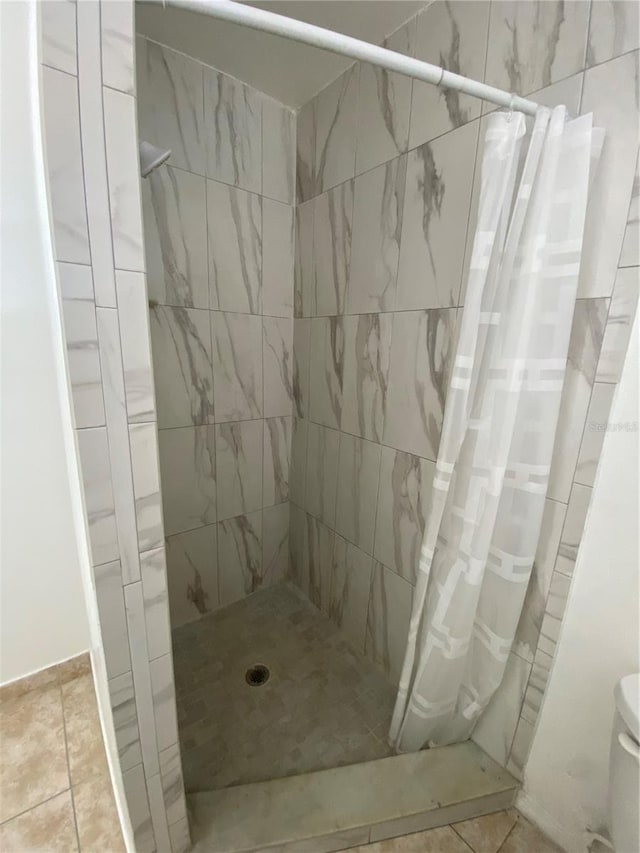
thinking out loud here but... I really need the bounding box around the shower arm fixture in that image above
[145,0,541,117]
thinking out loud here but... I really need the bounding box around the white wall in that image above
[0,0,90,683]
[519,316,640,852]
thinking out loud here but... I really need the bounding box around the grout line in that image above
[58,682,83,851]
[0,787,73,829]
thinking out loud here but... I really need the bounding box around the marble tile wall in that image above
[136,38,296,629]
[292,0,639,776]
[40,3,188,850]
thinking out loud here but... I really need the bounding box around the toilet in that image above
[609,673,640,852]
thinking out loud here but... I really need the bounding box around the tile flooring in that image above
[173,582,397,791]
[0,654,124,852]
[353,809,563,852]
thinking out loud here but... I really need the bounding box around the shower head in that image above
[139,141,171,178]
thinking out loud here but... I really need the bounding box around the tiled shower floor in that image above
[172,582,396,792]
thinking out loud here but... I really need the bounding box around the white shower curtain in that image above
[390,105,600,752]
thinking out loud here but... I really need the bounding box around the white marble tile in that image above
[76,0,116,307]
[316,65,358,194]
[302,513,334,614]
[472,652,532,769]
[204,67,262,193]
[384,308,456,460]
[76,427,119,565]
[341,313,392,443]
[304,423,340,528]
[484,0,590,96]
[150,305,214,428]
[41,66,90,264]
[374,446,435,585]
[124,581,160,777]
[555,483,592,577]
[116,270,156,423]
[263,416,291,506]
[293,319,311,419]
[140,546,172,662]
[159,743,188,828]
[596,267,639,383]
[410,2,489,149]
[59,263,105,429]
[308,317,344,429]
[211,311,263,422]
[129,421,165,553]
[218,511,263,606]
[619,151,639,268]
[579,50,640,298]
[356,20,415,175]
[295,200,315,318]
[329,536,373,653]
[136,38,204,176]
[41,0,77,75]
[103,87,145,271]
[347,155,406,313]
[506,717,535,780]
[263,99,295,204]
[312,182,353,316]
[296,98,317,203]
[215,420,262,521]
[548,299,609,503]
[335,433,382,555]
[397,121,478,310]
[513,498,566,663]
[122,764,156,853]
[289,417,308,507]
[109,670,142,772]
[263,199,294,318]
[169,818,191,853]
[144,166,208,309]
[587,0,640,67]
[146,772,172,853]
[263,316,293,418]
[575,383,617,487]
[165,525,218,628]
[365,561,413,684]
[101,0,135,94]
[95,560,130,679]
[158,425,216,535]
[150,654,179,752]
[95,307,141,584]
[263,503,290,586]
[207,180,262,313]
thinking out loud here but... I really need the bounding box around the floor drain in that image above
[245,664,270,687]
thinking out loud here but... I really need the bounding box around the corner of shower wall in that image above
[288,0,640,781]
[39,1,189,850]
[135,34,297,633]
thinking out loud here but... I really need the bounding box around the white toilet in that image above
[609,673,640,852]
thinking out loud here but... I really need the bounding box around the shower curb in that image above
[187,741,519,852]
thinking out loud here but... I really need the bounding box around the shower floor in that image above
[172,582,396,792]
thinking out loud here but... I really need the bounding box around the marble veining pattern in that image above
[341,313,392,443]
[165,525,219,629]
[312,181,353,316]
[335,433,382,556]
[304,422,340,528]
[210,311,263,422]
[109,670,142,772]
[262,98,296,204]
[207,180,262,314]
[263,416,291,506]
[101,0,134,94]
[215,420,263,521]
[315,66,358,194]
[262,199,294,318]
[308,316,345,429]
[365,561,413,684]
[204,67,262,193]
[158,426,216,536]
[330,536,374,653]
[263,316,294,418]
[586,0,640,67]
[348,155,407,313]
[218,511,263,606]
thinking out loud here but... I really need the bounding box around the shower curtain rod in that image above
[148,0,541,116]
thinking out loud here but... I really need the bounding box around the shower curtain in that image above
[390,105,600,752]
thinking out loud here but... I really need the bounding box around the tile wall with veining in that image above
[39,3,190,850]
[136,38,296,629]
[292,0,639,776]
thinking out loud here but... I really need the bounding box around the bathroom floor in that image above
[172,583,396,791]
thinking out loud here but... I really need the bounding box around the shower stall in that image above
[38,0,639,848]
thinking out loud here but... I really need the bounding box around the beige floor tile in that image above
[0,668,58,705]
[0,684,69,822]
[72,772,126,853]
[498,815,563,853]
[451,810,518,852]
[57,653,92,686]
[61,672,108,785]
[356,826,473,852]
[0,790,78,852]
